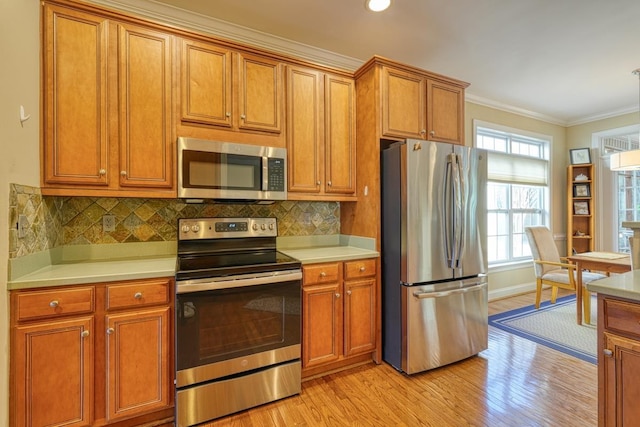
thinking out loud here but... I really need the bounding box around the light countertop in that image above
[8,235,378,290]
[586,270,640,302]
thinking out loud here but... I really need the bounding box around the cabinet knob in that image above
[316,180,321,186]
[99,169,106,176]
[359,266,366,272]
[335,293,340,298]
[120,170,127,177]
[81,330,90,338]
[226,112,231,117]
[347,290,352,296]
[240,114,246,120]
[320,272,326,277]
[134,292,143,299]
[420,129,426,135]
[106,328,115,335]
[603,348,613,358]
[430,130,435,136]
[328,181,332,186]
[49,300,59,308]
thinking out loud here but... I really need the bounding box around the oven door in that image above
[175,271,301,388]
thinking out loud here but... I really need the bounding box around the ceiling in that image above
[121,0,640,126]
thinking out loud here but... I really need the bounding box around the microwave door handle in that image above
[262,156,269,191]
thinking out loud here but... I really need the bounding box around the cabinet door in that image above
[286,66,324,194]
[344,278,376,356]
[43,4,109,186]
[427,80,464,145]
[117,23,174,190]
[180,39,232,128]
[237,53,283,133]
[302,282,342,368]
[381,66,426,139]
[13,317,93,427]
[602,332,640,427]
[105,307,170,421]
[324,74,356,195]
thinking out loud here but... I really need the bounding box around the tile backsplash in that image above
[9,184,340,259]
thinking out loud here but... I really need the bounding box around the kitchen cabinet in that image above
[381,64,466,144]
[286,65,356,200]
[41,2,175,198]
[10,278,174,427]
[179,37,285,145]
[598,295,640,426]
[567,163,595,255]
[301,258,377,376]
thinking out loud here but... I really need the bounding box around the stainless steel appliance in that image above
[381,139,488,374]
[175,217,302,426]
[177,137,287,202]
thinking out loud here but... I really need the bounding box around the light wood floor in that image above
[203,288,596,426]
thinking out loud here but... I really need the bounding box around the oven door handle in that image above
[176,269,302,294]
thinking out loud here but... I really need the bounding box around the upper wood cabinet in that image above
[381,65,466,144]
[41,3,175,197]
[286,65,356,200]
[180,38,284,137]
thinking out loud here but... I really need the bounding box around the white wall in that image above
[0,0,41,423]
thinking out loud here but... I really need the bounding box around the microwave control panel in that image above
[267,158,285,191]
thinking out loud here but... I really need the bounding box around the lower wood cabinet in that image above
[598,295,640,426]
[10,278,174,427]
[301,258,377,377]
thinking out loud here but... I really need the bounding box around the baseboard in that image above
[488,282,538,301]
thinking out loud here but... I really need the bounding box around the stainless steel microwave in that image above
[177,137,287,202]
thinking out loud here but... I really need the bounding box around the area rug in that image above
[488,294,596,364]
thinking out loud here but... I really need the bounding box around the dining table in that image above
[566,252,631,325]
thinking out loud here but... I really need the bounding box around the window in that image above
[474,121,550,265]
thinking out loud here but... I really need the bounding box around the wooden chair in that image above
[525,226,606,319]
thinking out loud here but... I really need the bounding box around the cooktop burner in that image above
[176,217,301,281]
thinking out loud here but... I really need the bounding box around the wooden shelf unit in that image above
[567,163,595,255]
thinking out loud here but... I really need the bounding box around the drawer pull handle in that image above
[603,349,613,358]
[359,266,366,272]
[134,292,143,299]
[49,300,59,308]
[106,328,115,335]
[81,330,90,338]
[320,272,326,278]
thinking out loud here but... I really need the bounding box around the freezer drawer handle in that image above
[412,283,487,299]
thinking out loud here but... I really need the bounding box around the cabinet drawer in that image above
[106,278,170,310]
[604,298,640,338]
[303,263,341,285]
[15,287,95,322]
[344,258,376,280]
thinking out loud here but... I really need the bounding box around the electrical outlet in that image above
[17,214,28,239]
[103,214,116,232]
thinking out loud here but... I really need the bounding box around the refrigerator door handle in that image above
[412,282,487,299]
[444,154,455,268]
[452,153,465,268]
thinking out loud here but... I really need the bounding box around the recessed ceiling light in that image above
[366,0,391,12]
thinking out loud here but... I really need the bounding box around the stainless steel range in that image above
[174,217,302,427]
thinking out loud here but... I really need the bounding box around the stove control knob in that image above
[261,224,266,230]
[269,223,275,230]
[181,225,190,233]
[191,224,200,233]
[252,223,259,231]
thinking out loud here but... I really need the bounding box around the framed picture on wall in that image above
[574,201,589,215]
[570,148,591,165]
[573,184,590,197]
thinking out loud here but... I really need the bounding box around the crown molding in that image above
[465,93,567,126]
[86,0,364,71]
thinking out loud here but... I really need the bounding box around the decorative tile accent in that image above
[8,183,341,258]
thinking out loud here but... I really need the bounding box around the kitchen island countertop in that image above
[586,270,640,302]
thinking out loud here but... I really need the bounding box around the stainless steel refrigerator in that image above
[381,139,488,374]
